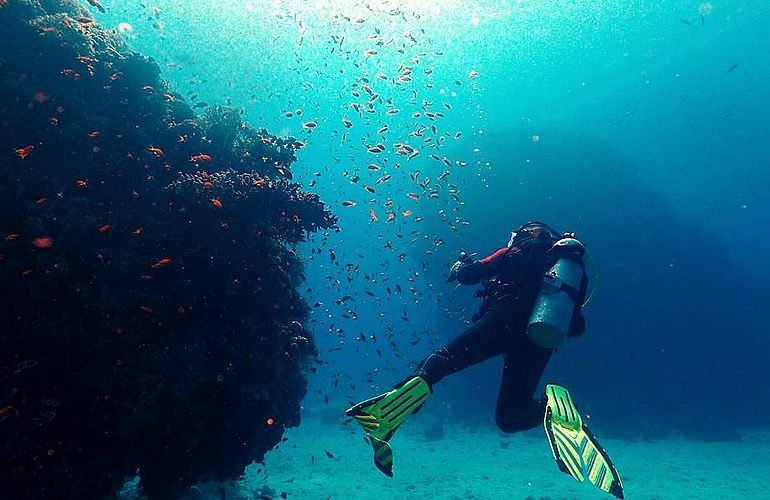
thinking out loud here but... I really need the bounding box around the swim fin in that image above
[345,376,431,477]
[543,383,624,499]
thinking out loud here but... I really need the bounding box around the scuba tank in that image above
[527,235,586,348]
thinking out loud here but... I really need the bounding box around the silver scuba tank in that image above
[527,237,585,348]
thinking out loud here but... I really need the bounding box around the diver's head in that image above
[507,221,560,247]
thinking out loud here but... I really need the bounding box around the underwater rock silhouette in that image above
[0,1,336,498]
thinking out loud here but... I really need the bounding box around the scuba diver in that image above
[346,222,624,499]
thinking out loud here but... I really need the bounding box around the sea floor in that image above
[222,417,770,500]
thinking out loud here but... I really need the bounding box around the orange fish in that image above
[151,258,171,269]
[147,146,164,157]
[14,145,34,159]
[210,198,223,208]
[32,236,54,248]
[369,209,378,222]
[403,210,413,216]
[88,130,101,138]
[386,213,395,223]
[75,179,87,187]
[202,181,214,189]
[407,192,420,201]
[97,224,112,232]
[253,178,266,187]
[190,154,212,162]
[133,227,143,236]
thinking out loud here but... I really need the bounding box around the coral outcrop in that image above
[0,1,336,498]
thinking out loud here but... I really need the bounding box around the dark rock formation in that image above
[0,1,336,498]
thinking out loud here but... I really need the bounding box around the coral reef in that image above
[0,1,336,498]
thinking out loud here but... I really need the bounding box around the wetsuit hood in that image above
[508,221,561,247]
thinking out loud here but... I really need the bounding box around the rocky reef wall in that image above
[0,1,336,498]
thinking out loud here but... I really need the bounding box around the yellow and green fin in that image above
[544,383,624,499]
[345,376,431,477]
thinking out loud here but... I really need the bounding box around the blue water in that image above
[24,0,770,497]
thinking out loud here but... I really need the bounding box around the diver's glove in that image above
[446,251,473,283]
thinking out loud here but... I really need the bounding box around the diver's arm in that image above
[458,236,552,284]
[455,247,509,285]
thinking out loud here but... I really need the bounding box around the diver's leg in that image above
[416,305,510,386]
[347,305,508,476]
[494,337,553,433]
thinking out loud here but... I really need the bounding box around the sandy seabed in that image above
[225,418,770,499]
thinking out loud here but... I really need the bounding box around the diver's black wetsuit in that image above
[416,230,586,433]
